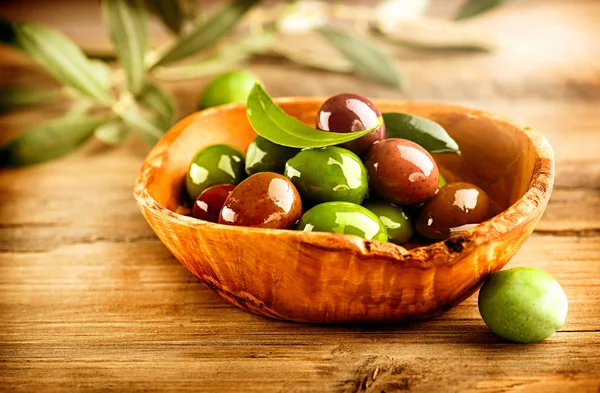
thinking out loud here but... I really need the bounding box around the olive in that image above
[284,146,368,205]
[185,144,245,201]
[219,172,302,229]
[478,267,568,343]
[297,201,388,242]
[363,201,413,245]
[199,70,259,109]
[192,184,236,222]
[415,182,493,240]
[245,136,299,176]
[365,138,439,205]
[316,93,386,155]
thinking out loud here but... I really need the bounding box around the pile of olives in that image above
[185,93,494,245]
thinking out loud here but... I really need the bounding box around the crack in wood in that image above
[342,358,418,393]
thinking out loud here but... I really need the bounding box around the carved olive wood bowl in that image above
[133,98,554,324]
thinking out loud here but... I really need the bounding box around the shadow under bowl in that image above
[133,98,554,324]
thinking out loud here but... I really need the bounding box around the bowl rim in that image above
[133,98,555,268]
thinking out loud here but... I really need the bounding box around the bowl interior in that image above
[146,99,538,220]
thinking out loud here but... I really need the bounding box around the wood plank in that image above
[1,236,599,392]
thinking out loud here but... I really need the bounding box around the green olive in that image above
[185,144,245,200]
[363,201,413,245]
[478,267,568,343]
[284,147,368,205]
[297,201,388,242]
[245,136,299,176]
[199,70,259,109]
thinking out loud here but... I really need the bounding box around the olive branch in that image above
[0,0,509,167]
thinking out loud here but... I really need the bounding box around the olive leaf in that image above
[375,18,497,52]
[383,113,460,154]
[11,22,113,104]
[454,0,512,20]
[64,100,95,120]
[94,118,132,145]
[0,87,61,113]
[0,114,109,168]
[115,102,165,145]
[247,83,382,148]
[90,60,113,88]
[153,30,276,80]
[102,0,148,94]
[151,0,259,68]
[316,27,403,88]
[138,81,176,130]
[148,0,184,35]
[183,0,201,23]
[270,44,353,73]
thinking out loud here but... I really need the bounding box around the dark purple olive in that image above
[416,182,493,240]
[365,138,439,205]
[192,184,236,222]
[316,93,386,155]
[219,172,302,229]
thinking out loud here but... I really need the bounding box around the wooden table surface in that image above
[1,0,599,391]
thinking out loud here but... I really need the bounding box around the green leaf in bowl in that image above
[246,83,382,149]
[382,112,460,154]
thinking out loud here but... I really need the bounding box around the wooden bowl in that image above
[133,99,554,324]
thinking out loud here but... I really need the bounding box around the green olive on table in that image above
[199,70,259,109]
[297,201,388,242]
[185,144,245,201]
[363,201,413,245]
[245,136,299,176]
[284,146,368,205]
[478,267,568,343]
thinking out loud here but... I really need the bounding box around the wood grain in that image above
[1,0,600,391]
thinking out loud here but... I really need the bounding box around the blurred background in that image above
[0,0,598,170]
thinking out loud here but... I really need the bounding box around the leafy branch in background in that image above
[0,0,509,168]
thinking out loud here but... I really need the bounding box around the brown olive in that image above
[192,184,236,222]
[415,182,493,240]
[219,172,302,229]
[316,93,385,156]
[365,138,439,205]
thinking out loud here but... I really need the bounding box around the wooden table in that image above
[1,0,599,391]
